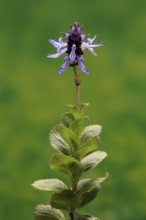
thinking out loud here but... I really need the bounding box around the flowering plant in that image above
[32,22,108,220]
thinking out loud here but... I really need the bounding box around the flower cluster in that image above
[47,22,103,74]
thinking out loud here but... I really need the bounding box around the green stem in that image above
[73,65,81,107]
[71,65,81,220]
[72,177,78,193]
[71,177,78,220]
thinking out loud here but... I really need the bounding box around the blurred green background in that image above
[0,0,146,219]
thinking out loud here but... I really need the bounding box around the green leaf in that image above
[70,116,89,136]
[49,153,83,179]
[68,105,80,119]
[77,179,101,208]
[57,124,80,156]
[34,205,65,220]
[73,213,100,220]
[81,151,107,172]
[49,126,71,155]
[61,112,75,127]
[79,137,99,159]
[31,179,67,192]
[80,125,102,144]
[68,103,89,119]
[51,189,79,211]
[77,179,101,194]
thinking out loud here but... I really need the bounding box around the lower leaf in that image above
[31,179,67,192]
[77,179,101,208]
[51,189,80,212]
[34,205,65,220]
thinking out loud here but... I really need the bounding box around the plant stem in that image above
[72,177,77,192]
[70,212,74,220]
[71,65,81,220]
[73,65,81,107]
[71,177,78,220]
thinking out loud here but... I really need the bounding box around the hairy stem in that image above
[73,65,81,107]
[70,65,81,220]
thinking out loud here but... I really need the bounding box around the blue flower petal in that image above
[47,48,67,58]
[77,56,89,74]
[70,44,76,62]
[58,56,70,74]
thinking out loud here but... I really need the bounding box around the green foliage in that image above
[32,104,108,219]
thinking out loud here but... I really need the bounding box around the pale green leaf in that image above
[80,125,102,143]
[68,103,89,119]
[49,127,71,155]
[61,112,75,127]
[34,205,65,220]
[57,124,80,156]
[77,103,90,118]
[81,151,107,172]
[70,116,89,136]
[79,137,99,159]
[31,179,67,192]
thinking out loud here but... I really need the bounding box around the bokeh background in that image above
[0,0,146,219]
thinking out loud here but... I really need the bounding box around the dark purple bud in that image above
[69,22,83,41]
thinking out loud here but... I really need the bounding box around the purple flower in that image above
[47,22,103,74]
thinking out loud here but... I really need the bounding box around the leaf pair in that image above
[49,151,107,180]
[50,123,104,160]
[32,173,108,212]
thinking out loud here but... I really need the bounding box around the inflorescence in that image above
[47,22,103,74]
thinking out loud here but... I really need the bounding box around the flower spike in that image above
[47,22,103,74]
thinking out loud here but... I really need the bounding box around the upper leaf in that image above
[49,126,71,155]
[68,103,89,119]
[61,112,75,127]
[81,151,107,172]
[34,205,65,220]
[49,153,83,179]
[70,116,89,136]
[80,125,102,144]
[57,124,80,157]
[31,179,67,192]
[78,137,99,159]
